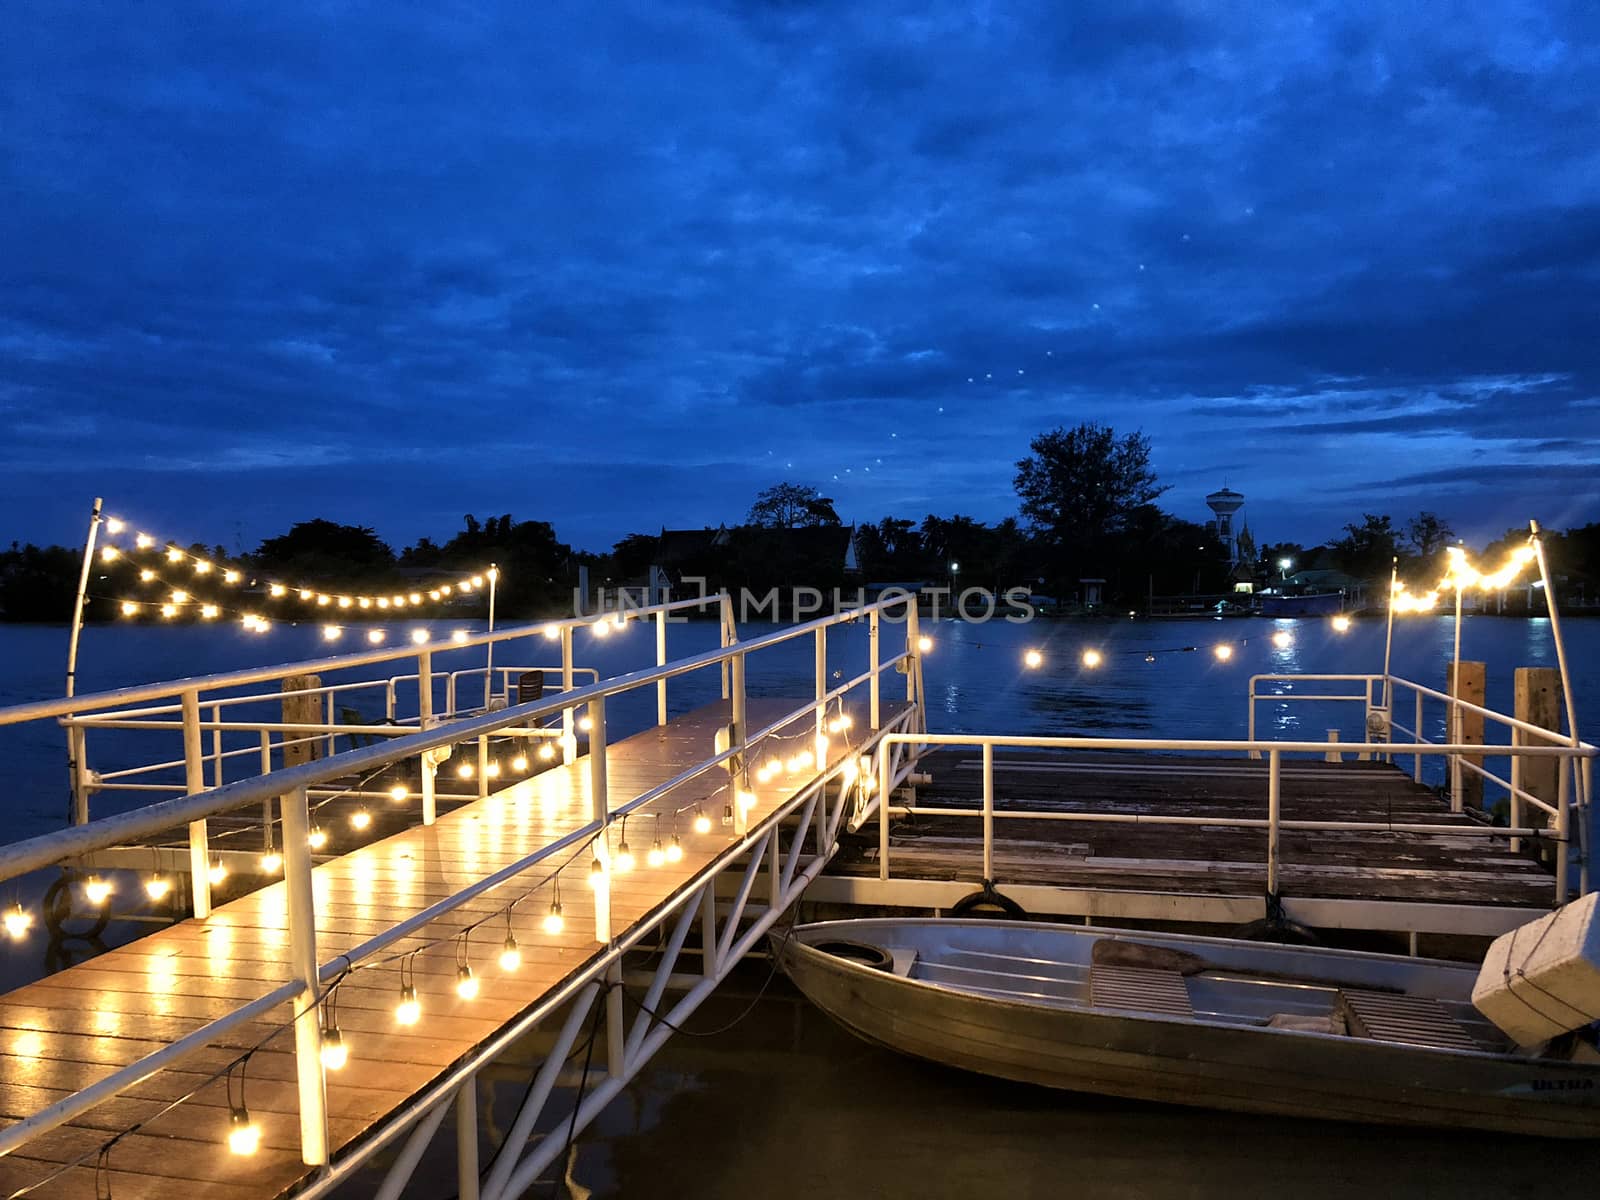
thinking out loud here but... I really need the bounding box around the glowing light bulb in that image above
[84,877,112,906]
[4,905,32,940]
[455,965,479,1000]
[200,604,219,620]
[542,903,564,935]
[578,716,593,732]
[1024,649,1044,669]
[194,560,212,575]
[323,625,342,641]
[377,597,390,609]
[501,934,523,970]
[320,1027,348,1071]
[738,789,758,811]
[338,596,353,608]
[543,625,560,640]
[666,835,684,863]
[451,630,468,643]
[511,755,528,772]
[208,861,227,886]
[615,842,635,873]
[350,809,372,831]
[105,518,125,534]
[693,807,711,835]
[316,594,331,606]
[408,592,422,605]
[269,583,287,598]
[367,629,385,645]
[1271,631,1293,649]
[392,595,406,609]
[589,857,606,888]
[647,840,665,868]
[485,761,501,779]
[764,757,782,775]
[358,597,372,609]
[1081,649,1103,668]
[918,635,933,653]
[471,575,485,587]
[592,620,610,638]
[223,569,241,584]
[427,589,441,601]
[144,874,172,900]
[298,588,313,601]
[169,589,188,603]
[228,1109,261,1156]
[457,762,474,779]
[100,546,119,562]
[139,568,156,582]
[1331,615,1352,633]
[410,628,429,645]
[537,743,556,761]
[166,547,183,563]
[120,601,138,617]
[389,784,409,802]
[395,985,420,1025]
[308,827,328,850]
[258,853,282,874]
[1213,644,1233,662]
[441,585,453,596]
[135,532,154,549]
[460,579,474,593]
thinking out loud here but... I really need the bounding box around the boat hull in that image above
[778,921,1600,1138]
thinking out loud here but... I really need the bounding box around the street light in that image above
[1278,557,1293,580]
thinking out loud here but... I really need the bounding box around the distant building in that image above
[1205,487,1246,565]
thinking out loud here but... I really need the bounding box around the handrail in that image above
[0,597,911,881]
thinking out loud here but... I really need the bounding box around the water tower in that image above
[1205,487,1245,564]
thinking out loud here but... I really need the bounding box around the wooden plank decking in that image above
[825,749,1555,909]
[0,698,900,1199]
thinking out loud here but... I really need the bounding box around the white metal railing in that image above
[0,592,924,1181]
[876,730,1596,914]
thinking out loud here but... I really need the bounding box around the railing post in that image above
[561,626,576,765]
[67,723,90,825]
[280,784,328,1165]
[1509,727,1524,854]
[325,692,337,759]
[477,732,489,801]
[259,730,275,846]
[1414,690,1425,783]
[869,607,881,730]
[719,591,735,700]
[982,741,994,882]
[731,651,748,835]
[1267,749,1281,898]
[878,744,891,881]
[419,650,436,825]
[182,689,211,919]
[1247,679,1259,760]
[588,696,610,943]
[656,608,668,727]
[455,1076,479,1200]
[210,703,225,788]
[814,626,827,746]
[386,679,396,722]
[1556,753,1571,905]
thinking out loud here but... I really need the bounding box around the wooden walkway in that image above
[0,698,898,1199]
[826,749,1555,909]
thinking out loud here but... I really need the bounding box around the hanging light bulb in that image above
[144,873,172,900]
[1331,615,1352,633]
[592,620,611,639]
[4,904,32,939]
[918,635,933,653]
[258,852,282,874]
[367,629,386,645]
[1271,631,1293,649]
[100,546,119,562]
[511,754,528,772]
[577,715,593,732]
[166,547,184,563]
[647,839,665,869]
[227,1107,262,1156]
[223,569,241,584]
[120,601,139,617]
[320,1025,348,1071]
[322,624,342,641]
[200,604,220,620]
[1213,644,1234,662]
[1024,648,1044,669]
[316,594,332,607]
[83,877,112,906]
[408,592,422,605]
[395,984,420,1025]
[499,931,523,970]
[738,789,758,811]
[104,518,125,534]
[269,583,288,598]
[615,839,635,873]
[194,560,213,575]
[358,597,372,609]
[588,856,606,888]
[208,860,228,886]
[451,630,469,643]
[537,742,556,761]
[457,762,475,779]
[455,964,479,1000]
[350,809,372,831]
[429,589,442,601]
[411,628,429,645]
[543,902,564,935]
[484,760,501,779]
[543,624,560,640]
[135,532,154,549]
[666,834,684,863]
[169,588,189,604]
[337,596,353,609]
[1081,649,1103,668]
[139,568,156,582]
[308,826,328,850]
[693,806,711,835]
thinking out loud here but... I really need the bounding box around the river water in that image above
[2,615,1598,1195]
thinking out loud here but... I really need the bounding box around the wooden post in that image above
[1514,667,1562,858]
[281,675,323,768]
[1448,661,1486,813]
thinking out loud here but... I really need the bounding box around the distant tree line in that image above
[5,422,1599,621]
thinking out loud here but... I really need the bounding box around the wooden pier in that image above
[813,748,1558,937]
[0,698,903,1199]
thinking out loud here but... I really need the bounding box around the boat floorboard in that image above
[0,698,905,1200]
[825,748,1555,908]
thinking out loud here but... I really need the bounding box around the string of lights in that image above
[1391,542,1538,613]
[932,619,1360,673]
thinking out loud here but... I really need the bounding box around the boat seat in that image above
[1089,964,1194,1017]
[1336,989,1481,1051]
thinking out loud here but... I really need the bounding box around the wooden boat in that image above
[777,918,1600,1138]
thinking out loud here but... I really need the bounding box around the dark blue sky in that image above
[3,3,1597,556]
